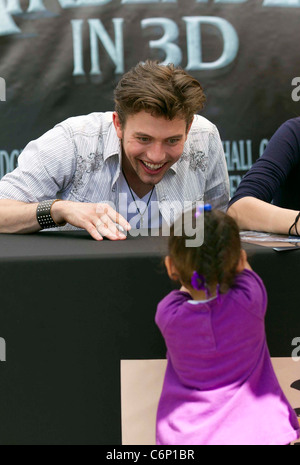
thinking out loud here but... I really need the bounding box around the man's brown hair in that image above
[114,60,206,128]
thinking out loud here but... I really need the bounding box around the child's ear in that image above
[165,256,180,281]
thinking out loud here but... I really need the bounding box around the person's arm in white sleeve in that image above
[0,125,130,240]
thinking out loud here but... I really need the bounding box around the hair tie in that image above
[195,203,212,218]
[191,271,222,302]
[191,271,211,298]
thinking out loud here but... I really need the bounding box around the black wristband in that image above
[288,212,300,236]
[36,199,66,229]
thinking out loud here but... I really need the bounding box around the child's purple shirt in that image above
[155,269,300,445]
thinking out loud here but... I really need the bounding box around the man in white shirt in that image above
[0,61,229,241]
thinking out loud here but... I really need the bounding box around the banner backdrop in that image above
[1,0,300,197]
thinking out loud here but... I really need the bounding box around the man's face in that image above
[113,110,191,188]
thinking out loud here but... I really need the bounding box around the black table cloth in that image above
[0,231,299,444]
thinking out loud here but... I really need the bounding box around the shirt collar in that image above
[169,160,178,174]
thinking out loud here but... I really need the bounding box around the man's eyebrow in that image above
[134,132,184,138]
[167,134,184,139]
[134,132,151,137]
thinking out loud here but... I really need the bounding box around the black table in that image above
[0,231,299,445]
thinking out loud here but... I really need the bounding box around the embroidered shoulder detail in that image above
[180,150,208,172]
[86,152,103,173]
[190,150,208,172]
[71,150,104,195]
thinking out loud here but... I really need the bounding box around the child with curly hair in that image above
[155,208,300,445]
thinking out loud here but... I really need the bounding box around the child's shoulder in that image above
[234,268,265,288]
[229,269,268,317]
[155,290,191,330]
[158,289,191,309]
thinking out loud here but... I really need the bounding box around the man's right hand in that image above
[0,199,131,241]
[51,200,131,241]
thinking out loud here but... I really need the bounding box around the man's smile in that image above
[140,160,166,174]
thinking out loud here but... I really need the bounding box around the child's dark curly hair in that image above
[168,209,241,294]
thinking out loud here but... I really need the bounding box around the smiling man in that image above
[0,61,229,240]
